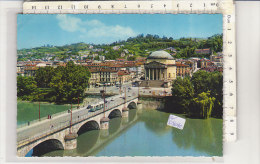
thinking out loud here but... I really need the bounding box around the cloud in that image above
[56,15,136,41]
[56,15,86,33]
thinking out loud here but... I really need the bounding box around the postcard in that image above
[17,14,223,157]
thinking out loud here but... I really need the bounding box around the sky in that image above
[17,14,222,49]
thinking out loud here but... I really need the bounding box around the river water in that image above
[18,102,222,157]
[17,101,72,125]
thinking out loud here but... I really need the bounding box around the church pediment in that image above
[145,61,166,68]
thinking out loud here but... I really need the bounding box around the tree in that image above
[169,71,223,119]
[128,56,136,61]
[49,61,91,103]
[191,70,210,95]
[190,92,215,118]
[35,67,54,88]
[17,76,38,100]
[171,77,194,114]
[191,70,223,118]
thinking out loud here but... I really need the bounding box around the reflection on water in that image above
[39,109,222,157]
[109,118,122,135]
[171,118,222,156]
[77,130,100,155]
[140,110,171,136]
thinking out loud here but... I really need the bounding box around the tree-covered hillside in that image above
[17,34,222,61]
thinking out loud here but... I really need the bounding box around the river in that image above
[17,101,73,125]
[19,102,222,157]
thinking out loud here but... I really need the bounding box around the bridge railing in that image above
[17,95,138,145]
[17,104,91,129]
[17,121,70,145]
[17,93,137,129]
[17,106,106,144]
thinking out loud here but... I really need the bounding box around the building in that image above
[89,69,100,86]
[112,46,120,50]
[195,48,212,55]
[144,50,176,81]
[24,67,38,77]
[100,68,118,84]
[198,59,210,68]
[143,50,177,87]
[17,63,25,76]
[117,70,131,84]
[89,68,118,86]
[99,56,105,61]
[176,62,191,77]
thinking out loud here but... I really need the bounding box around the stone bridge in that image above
[63,109,140,157]
[17,93,140,157]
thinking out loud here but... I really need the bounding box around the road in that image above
[17,89,138,143]
[86,81,172,97]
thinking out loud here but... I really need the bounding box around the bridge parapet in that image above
[17,95,138,157]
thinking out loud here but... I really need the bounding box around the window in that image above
[168,73,171,78]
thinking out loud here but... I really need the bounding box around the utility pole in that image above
[77,95,79,109]
[124,87,126,104]
[70,103,72,134]
[164,83,166,97]
[120,78,122,94]
[138,81,140,98]
[103,90,106,114]
[100,89,106,117]
[39,102,40,121]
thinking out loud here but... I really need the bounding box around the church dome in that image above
[147,50,174,60]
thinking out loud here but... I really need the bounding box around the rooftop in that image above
[147,50,174,60]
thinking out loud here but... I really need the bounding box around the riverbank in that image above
[17,95,105,126]
[139,97,223,119]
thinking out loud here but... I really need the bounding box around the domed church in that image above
[144,50,176,87]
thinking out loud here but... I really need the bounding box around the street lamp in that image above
[70,103,72,134]
[119,77,122,94]
[122,87,127,110]
[38,92,41,121]
[38,101,40,121]
[136,80,141,98]
[77,94,80,109]
[100,89,106,116]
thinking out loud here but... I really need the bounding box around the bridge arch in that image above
[127,101,137,109]
[108,109,122,119]
[26,139,64,157]
[77,120,100,135]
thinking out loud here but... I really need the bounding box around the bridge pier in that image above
[122,107,129,118]
[64,133,78,150]
[122,107,129,124]
[100,117,110,130]
[137,100,142,110]
[100,117,110,137]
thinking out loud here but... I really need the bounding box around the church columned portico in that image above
[146,67,167,80]
[142,50,177,88]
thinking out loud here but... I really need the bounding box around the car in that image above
[87,105,93,109]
